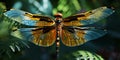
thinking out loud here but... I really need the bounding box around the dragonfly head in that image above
[54,13,63,22]
[54,13,63,18]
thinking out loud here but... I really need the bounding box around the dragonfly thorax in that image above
[54,13,63,25]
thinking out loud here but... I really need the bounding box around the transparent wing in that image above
[61,26,107,47]
[63,7,114,26]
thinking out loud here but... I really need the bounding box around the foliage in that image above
[0,0,120,60]
[0,3,30,60]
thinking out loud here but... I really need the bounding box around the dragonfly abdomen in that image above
[54,13,63,59]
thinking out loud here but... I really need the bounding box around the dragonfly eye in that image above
[56,20,61,24]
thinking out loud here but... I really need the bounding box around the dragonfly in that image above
[4,6,114,58]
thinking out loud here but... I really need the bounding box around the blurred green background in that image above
[0,0,120,60]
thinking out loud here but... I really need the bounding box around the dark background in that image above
[0,0,120,60]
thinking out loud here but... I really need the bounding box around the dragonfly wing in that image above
[20,26,56,47]
[61,26,86,46]
[84,28,107,41]
[61,26,107,47]
[63,7,114,26]
[4,9,55,26]
[4,9,56,47]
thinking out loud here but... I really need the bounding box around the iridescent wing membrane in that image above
[4,7,114,47]
[61,7,114,46]
[4,9,56,47]
[63,7,114,26]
